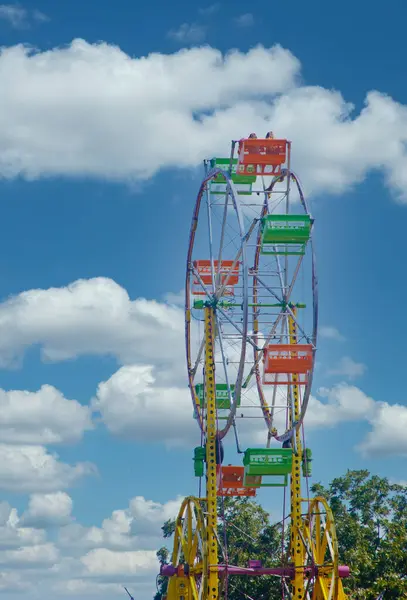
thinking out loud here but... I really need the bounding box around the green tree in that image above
[217,496,283,600]
[311,470,407,599]
[154,497,284,600]
[155,471,407,600]
[154,519,176,600]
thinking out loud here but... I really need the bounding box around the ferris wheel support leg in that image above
[288,313,306,599]
[204,306,219,600]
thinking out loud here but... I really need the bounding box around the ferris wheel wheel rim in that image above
[305,496,340,589]
[185,165,249,439]
[168,496,209,597]
[252,169,319,441]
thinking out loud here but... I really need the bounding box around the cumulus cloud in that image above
[245,383,376,446]
[93,361,407,460]
[20,492,73,528]
[306,384,407,457]
[0,494,177,595]
[0,501,46,549]
[307,384,375,428]
[92,355,280,449]
[52,578,125,596]
[0,384,92,444]
[0,378,94,497]
[0,274,403,458]
[92,365,194,445]
[0,499,158,597]
[81,548,157,577]
[0,445,95,493]
[0,41,298,181]
[358,401,407,456]
[0,277,185,381]
[0,570,29,591]
[163,289,185,306]
[0,40,407,198]
[0,272,404,461]
[0,542,59,568]
[327,356,366,379]
[129,495,182,536]
[58,494,182,554]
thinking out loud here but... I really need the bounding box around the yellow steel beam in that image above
[288,312,305,599]
[204,306,219,600]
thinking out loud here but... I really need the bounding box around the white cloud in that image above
[0,501,14,526]
[129,496,182,536]
[249,382,366,440]
[20,492,73,528]
[58,495,182,553]
[0,494,170,596]
[93,365,194,445]
[0,384,92,444]
[0,445,95,493]
[53,578,124,596]
[0,41,298,181]
[358,402,407,456]
[0,277,185,382]
[319,325,345,341]
[163,289,185,306]
[327,356,366,379]
[0,40,407,198]
[1,275,403,460]
[0,501,46,549]
[275,86,407,200]
[81,548,157,577]
[93,361,407,460]
[307,384,407,458]
[246,383,377,445]
[234,13,254,27]
[0,4,48,28]
[0,494,176,595]
[307,384,375,428]
[0,542,59,567]
[167,22,206,43]
[0,273,404,462]
[58,523,112,553]
[0,570,29,592]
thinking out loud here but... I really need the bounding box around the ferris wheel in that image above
[160,134,350,600]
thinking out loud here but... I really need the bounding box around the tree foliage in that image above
[311,470,407,599]
[154,520,175,600]
[217,497,283,600]
[155,470,407,600]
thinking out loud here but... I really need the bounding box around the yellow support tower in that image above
[288,312,306,600]
[204,306,219,600]
[164,306,219,600]
[288,312,349,599]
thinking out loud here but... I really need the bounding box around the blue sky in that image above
[0,0,406,598]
